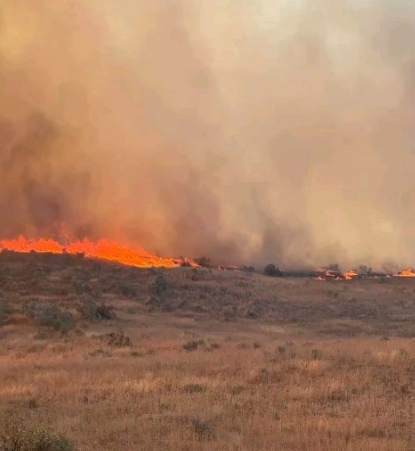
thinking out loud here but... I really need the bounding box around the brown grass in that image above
[1,253,415,450]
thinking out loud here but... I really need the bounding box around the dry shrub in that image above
[0,412,74,451]
[190,417,215,441]
[182,384,206,394]
[183,339,208,352]
[263,264,282,277]
[101,331,132,348]
[77,298,116,322]
[150,275,169,294]
[23,302,75,333]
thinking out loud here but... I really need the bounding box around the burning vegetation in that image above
[0,236,185,269]
[1,235,415,281]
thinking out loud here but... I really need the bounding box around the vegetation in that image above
[263,263,282,277]
[1,252,415,450]
[0,412,74,451]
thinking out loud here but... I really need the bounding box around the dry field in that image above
[1,252,415,450]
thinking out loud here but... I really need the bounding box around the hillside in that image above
[1,252,415,450]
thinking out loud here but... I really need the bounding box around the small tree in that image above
[194,257,211,268]
[263,264,282,277]
[358,265,372,276]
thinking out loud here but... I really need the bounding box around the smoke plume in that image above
[1,0,415,269]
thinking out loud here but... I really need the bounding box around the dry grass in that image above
[1,253,415,450]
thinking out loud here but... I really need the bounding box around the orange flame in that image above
[395,268,415,278]
[0,236,185,268]
[343,270,358,280]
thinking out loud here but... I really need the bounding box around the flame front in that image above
[395,268,415,278]
[0,236,182,268]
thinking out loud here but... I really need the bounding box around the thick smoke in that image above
[1,0,415,269]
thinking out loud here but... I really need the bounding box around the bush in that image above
[183,339,206,352]
[24,303,75,333]
[0,412,75,451]
[183,383,205,394]
[194,257,211,268]
[191,417,216,441]
[119,284,137,298]
[150,275,169,294]
[96,303,116,320]
[101,330,131,348]
[357,265,372,276]
[241,266,256,273]
[24,427,74,451]
[263,264,282,277]
[77,298,116,322]
[73,281,91,295]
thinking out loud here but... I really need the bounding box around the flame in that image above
[395,268,415,278]
[316,269,358,281]
[343,270,358,280]
[324,270,337,278]
[0,236,185,268]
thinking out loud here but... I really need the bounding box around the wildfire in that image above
[343,270,358,280]
[317,269,359,281]
[395,268,415,278]
[0,236,185,268]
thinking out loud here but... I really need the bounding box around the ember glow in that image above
[0,236,184,268]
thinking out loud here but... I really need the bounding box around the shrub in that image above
[24,303,75,333]
[191,417,216,441]
[24,427,74,451]
[263,264,282,277]
[119,284,137,298]
[28,399,38,410]
[183,340,205,352]
[183,384,205,394]
[194,257,211,268]
[150,276,169,294]
[73,281,91,295]
[0,412,75,451]
[358,265,372,276]
[77,298,116,322]
[102,331,131,348]
[96,302,116,320]
[241,265,256,273]
[311,348,323,360]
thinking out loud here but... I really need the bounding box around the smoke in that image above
[1,0,415,269]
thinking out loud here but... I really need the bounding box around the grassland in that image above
[1,252,415,450]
